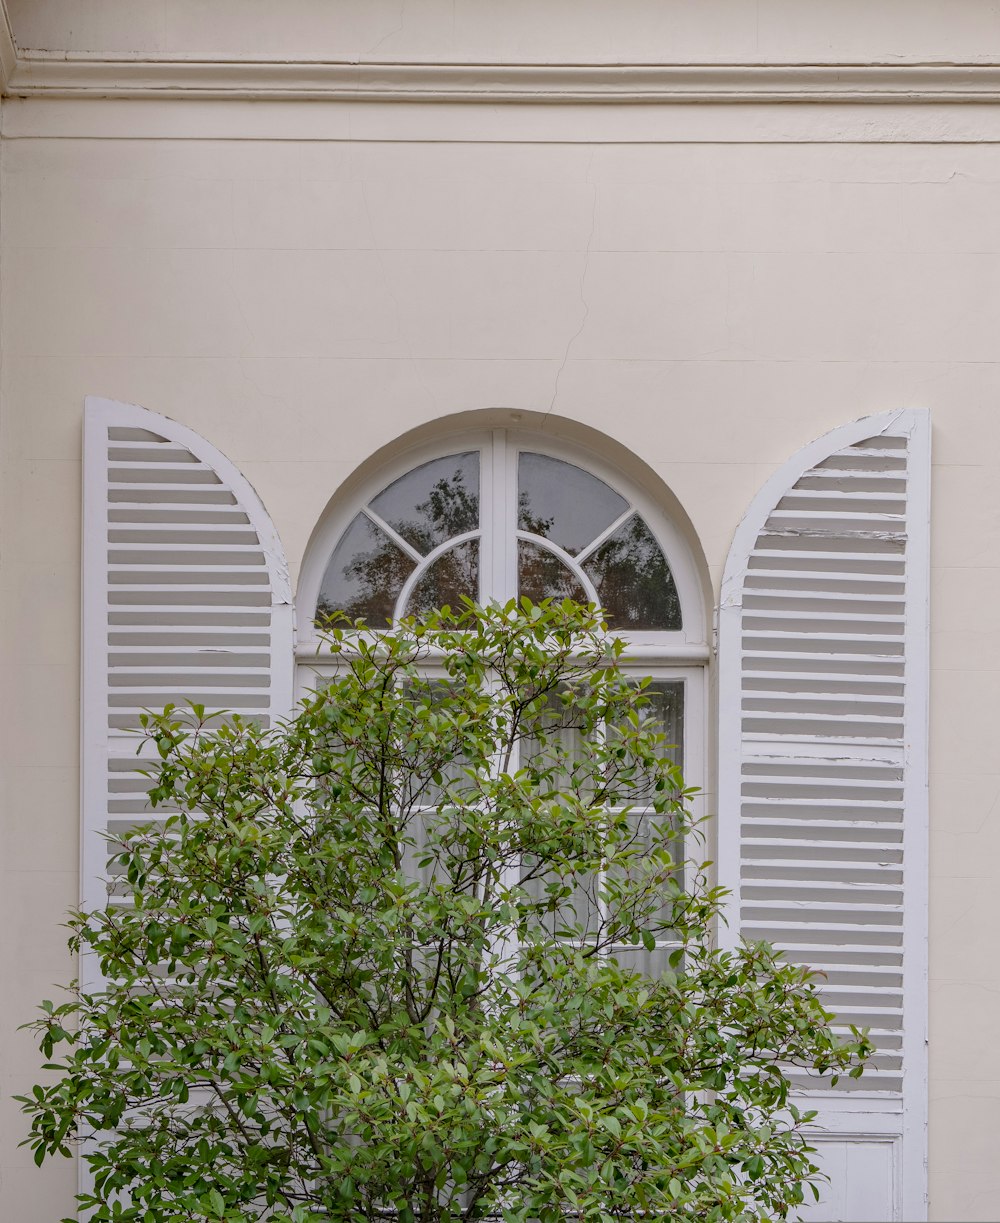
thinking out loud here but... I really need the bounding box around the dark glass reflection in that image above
[369,452,479,555]
[518,452,628,555]
[316,454,480,626]
[406,540,480,618]
[315,512,415,627]
[518,540,588,606]
[583,515,681,630]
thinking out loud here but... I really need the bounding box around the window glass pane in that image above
[583,514,682,630]
[602,681,683,805]
[519,682,684,959]
[520,688,591,790]
[399,811,436,887]
[369,452,479,555]
[520,857,600,936]
[518,452,628,555]
[520,690,598,936]
[315,512,415,627]
[520,682,682,794]
[608,944,675,977]
[398,679,481,812]
[518,540,588,605]
[636,680,684,771]
[405,539,480,618]
[607,680,684,975]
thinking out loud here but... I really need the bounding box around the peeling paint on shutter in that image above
[81,397,294,988]
[718,410,929,1222]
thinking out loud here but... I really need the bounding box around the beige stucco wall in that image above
[2,16,1000,1218]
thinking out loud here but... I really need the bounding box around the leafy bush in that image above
[21,600,869,1222]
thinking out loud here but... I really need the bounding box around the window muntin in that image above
[369,451,480,554]
[313,434,682,633]
[517,451,628,554]
[316,452,480,625]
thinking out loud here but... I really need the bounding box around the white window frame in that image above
[296,427,710,811]
[297,428,708,655]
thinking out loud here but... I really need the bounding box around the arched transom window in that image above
[314,431,684,635]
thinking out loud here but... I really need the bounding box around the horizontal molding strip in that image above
[10,56,1000,103]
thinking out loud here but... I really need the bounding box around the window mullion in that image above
[489,671,520,972]
[597,713,611,957]
[487,427,516,604]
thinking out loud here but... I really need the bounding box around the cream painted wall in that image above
[2,90,1000,1221]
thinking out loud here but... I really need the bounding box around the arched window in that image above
[313,444,683,633]
[300,427,707,852]
[300,428,706,648]
[297,426,709,978]
[299,427,709,720]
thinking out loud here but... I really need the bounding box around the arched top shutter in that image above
[81,397,294,988]
[717,409,929,1223]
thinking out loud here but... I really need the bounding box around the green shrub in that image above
[21,600,869,1222]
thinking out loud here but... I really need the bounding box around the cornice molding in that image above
[5,0,1000,105]
[11,57,1000,104]
[5,9,1000,110]
[0,0,17,95]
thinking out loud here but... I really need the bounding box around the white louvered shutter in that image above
[81,397,294,989]
[717,410,929,1223]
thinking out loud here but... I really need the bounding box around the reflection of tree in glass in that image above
[317,482,681,630]
[584,515,682,630]
[315,539,411,629]
[408,539,479,617]
[517,489,554,540]
[317,473,480,627]
[411,472,480,550]
[518,540,587,606]
[517,492,584,605]
[518,493,679,628]
[315,594,342,628]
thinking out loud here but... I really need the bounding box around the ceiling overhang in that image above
[4,2,1000,105]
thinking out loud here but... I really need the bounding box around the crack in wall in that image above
[543,165,596,424]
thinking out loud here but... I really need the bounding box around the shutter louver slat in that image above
[82,398,294,996]
[718,410,929,1221]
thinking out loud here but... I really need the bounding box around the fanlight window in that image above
[315,438,682,630]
